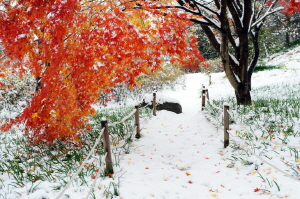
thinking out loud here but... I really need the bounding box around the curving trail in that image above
[117,73,288,199]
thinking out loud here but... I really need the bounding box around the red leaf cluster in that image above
[0,0,205,144]
[268,0,300,16]
[279,0,300,16]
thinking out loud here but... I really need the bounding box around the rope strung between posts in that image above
[55,128,105,199]
[258,138,300,149]
[138,102,152,110]
[247,149,300,182]
[227,109,300,149]
[225,108,300,182]
[203,89,223,111]
[85,152,108,199]
[199,85,300,182]
[108,109,137,127]
[56,100,153,198]
[199,84,300,182]
[208,100,223,111]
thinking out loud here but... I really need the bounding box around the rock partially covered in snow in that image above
[142,93,182,114]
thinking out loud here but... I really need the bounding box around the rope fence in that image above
[85,152,108,199]
[235,121,300,150]
[202,87,300,182]
[201,85,222,111]
[55,93,158,198]
[55,128,105,199]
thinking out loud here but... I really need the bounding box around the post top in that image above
[223,102,230,107]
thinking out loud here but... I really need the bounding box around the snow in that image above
[251,6,284,29]
[229,53,240,66]
[143,93,181,104]
[1,46,300,198]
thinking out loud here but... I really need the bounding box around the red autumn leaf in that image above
[254,188,260,192]
[188,180,193,184]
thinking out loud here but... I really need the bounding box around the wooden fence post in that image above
[101,120,114,175]
[201,89,206,111]
[135,105,141,139]
[205,89,209,101]
[224,105,230,148]
[209,73,212,86]
[153,93,156,116]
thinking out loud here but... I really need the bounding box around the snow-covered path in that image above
[117,74,290,199]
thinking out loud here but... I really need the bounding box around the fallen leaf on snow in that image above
[264,191,271,195]
[280,195,289,198]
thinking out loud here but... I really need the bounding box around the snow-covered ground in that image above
[117,72,300,198]
[1,45,300,199]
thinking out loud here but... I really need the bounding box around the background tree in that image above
[0,0,204,144]
[134,0,286,104]
[272,0,300,46]
[195,28,220,60]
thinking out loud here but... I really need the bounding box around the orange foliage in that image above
[267,0,300,16]
[278,0,300,16]
[0,0,204,144]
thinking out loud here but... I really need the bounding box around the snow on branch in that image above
[251,6,283,29]
[193,1,219,16]
[229,53,239,66]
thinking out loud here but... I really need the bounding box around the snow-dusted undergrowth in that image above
[0,45,300,199]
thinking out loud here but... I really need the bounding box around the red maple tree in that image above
[0,0,205,144]
[277,0,300,16]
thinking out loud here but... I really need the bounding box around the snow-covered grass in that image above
[1,45,300,199]
[204,81,300,191]
[0,106,152,199]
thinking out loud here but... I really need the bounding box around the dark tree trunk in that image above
[172,0,280,105]
[286,31,290,46]
[235,82,251,105]
[286,15,291,46]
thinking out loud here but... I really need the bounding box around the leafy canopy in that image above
[0,0,204,144]
[278,0,300,16]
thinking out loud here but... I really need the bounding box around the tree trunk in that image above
[235,82,251,105]
[178,0,276,106]
[286,31,290,46]
[286,15,291,46]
